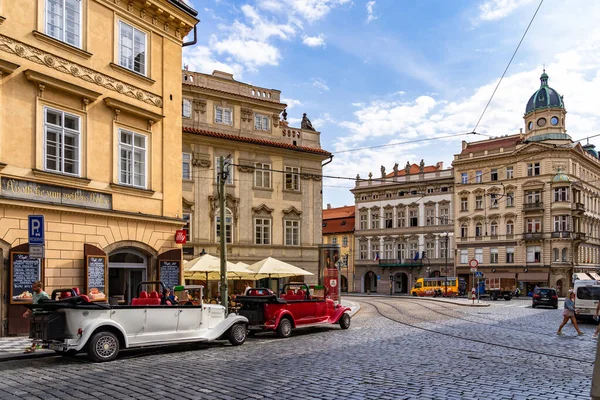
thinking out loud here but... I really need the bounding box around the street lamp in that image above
[389,274,394,296]
[444,231,449,296]
[199,248,206,256]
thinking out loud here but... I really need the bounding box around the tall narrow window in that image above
[506,247,514,263]
[359,244,367,260]
[119,129,146,188]
[475,222,483,237]
[385,211,393,228]
[506,192,514,207]
[384,243,393,259]
[397,210,406,227]
[426,242,435,259]
[475,248,483,263]
[46,0,81,48]
[182,213,192,241]
[182,99,192,118]
[460,250,468,264]
[284,166,300,191]
[216,209,233,244]
[461,224,468,238]
[439,207,449,225]
[44,107,80,176]
[182,153,191,180]
[332,237,338,245]
[475,196,483,209]
[255,218,271,245]
[359,213,367,230]
[490,169,498,181]
[490,194,498,208]
[254,163,271,188]
[371,211,380,229]
[285,220,300,246]
[215,106,233,125]
[397,243,405,260]
[506,220,514,235]
[254,114,270,131]
[118,21,146,75]
[461,173,468,184]
[460,197,468,211]
[506,166,514,179]
[490,248,498,264]
[490,221,498,236]
[409,210,418,227]
[426,209,435,226]
[342,236,348,247]
[475,171,482,183]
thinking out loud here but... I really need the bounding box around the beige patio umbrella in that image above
[245,257,314,278]
[184,254,253,293]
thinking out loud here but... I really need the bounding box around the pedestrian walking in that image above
[557,291,584,336]
[22,281,50,353]
[592,300,600,339]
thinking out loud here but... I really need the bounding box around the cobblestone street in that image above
[0,297,596,400]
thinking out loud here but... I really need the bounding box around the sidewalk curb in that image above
[408,297,491,307]
[344,293,490,307]
[341,299,361,317]
[0,351,55,362]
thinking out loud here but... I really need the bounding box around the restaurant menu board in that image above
[11,253,42,304]
[86,256,107,302]
[159,261,181,291]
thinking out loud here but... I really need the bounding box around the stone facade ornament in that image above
[240,107,253,122]
[192,153,211,168]
[393,163,399,177]
[236,164,255,173]
[380,165,386,178]
[194,99,207,114]
[405,162,411,174]
[272,114,279,127]
[368,172,373,180]
[301,113,315,131]
[419,159,425,172]
[282,109,288,121]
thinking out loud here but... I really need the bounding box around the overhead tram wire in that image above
[333,132,481,154]
[470,0,545,134]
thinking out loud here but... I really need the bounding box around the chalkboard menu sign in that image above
[159,260,181,291]
[11,253,42,304]
[85,256,108,302]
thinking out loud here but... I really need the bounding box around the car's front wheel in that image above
[87,330,120,362]
[339,313,351,329]
[228,323,247,346]
[276,317,293,338]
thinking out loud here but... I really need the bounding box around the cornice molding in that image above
[0,34,162,108]
[104,97,163,127]
[25,69,102,104]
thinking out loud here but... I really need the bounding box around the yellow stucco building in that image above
[322,205,355,292]
[0,0,197,335]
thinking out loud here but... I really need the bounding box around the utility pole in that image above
[444,232,449,296]
[219,156,230,314]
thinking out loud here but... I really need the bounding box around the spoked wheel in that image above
[228,323,247,346]
[87,331,119,362]
[339,313,351,329]
[276,317,293,338]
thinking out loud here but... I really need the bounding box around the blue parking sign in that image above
[475,271,484,278]
[28,215,45,245]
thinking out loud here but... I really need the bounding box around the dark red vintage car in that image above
[236,283,351,338]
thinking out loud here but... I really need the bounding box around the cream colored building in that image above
[322,205,355,292]
[351,162,454,294]
[0,0,197,335]
[180,70,331,291]
[453,71,599,296]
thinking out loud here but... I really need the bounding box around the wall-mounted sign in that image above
[85,256,108,302]
[1,178,112,210]
[175,230,187,244]
[10,252,42,304]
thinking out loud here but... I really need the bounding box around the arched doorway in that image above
[341,275,348,293]
[556,279,564,297]
[108,249,148,304]
[364,271,377,293]
[394,272,408,294]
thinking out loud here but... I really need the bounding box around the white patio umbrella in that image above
[245,257,314,278]
[184,254,253,288]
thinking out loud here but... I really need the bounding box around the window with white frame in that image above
[216,209,233,244]
[475,196,483,209]
[554,215,569,232]
[527,162,541,176]
[506,247,515,263]
[506,220,514,235]
[506,192,514,207]
[45,0,82,48]
[461,173,468,184]
[525,190,541,204]
[409,209,418,227]
[426,242,435,259]
[409,242,418,260]
[371,243,380,260]
[255,218,271,245]
[284,166,300,191]
[284,220,300,246]
[118,20,146,75]
[460,197,468,211]
[506,166,514,179]
[439,207,449,225]
[384,243,393,259]
[460,249,468,264]
[553,247,559,262]
[475,222,483,237]
[254,163,271,188]
[490,248,498,263]
[119,129,146,188]
[397,210,406,227]
[359,213,367,230]
[460,224,468,238]
[554,187,569,202]
[440,239,447,259]
[359,244,367,260]
[397,243,405,260]
[371,211,380,229]
[491,169,498,181]
[425,208,435,226]
[215,106,233,125]
[44,107,80,176]
[182,153,191,180]
[182,99,192,118]
[526,218,541,233]
[215,157,233,185]
[475,171,482,183]
[385,211,393,228]
[254,114,270,131]
[562,248,568,262]
[526,246,541,263]
[331,236,338,245]
[342,236,348,247]
[490,193,498,208]
[490,221,498,236]
[182,213,192,241]
[475,248,483,263]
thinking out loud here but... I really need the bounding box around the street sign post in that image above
[29,245,44,259]
[475,271,484,278]
[468,259,478,273]
[28,215,45,245]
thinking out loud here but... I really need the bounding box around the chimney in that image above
[327,204,331,209]
[436,161,443,170]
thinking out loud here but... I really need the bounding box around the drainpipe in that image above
[182,26,197,47]
[322,155,333,168]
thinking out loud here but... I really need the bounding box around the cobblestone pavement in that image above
[0,297,596,400]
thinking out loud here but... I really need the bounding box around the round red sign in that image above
[468,259,479,268]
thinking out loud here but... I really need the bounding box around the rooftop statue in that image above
[301,113,315,131]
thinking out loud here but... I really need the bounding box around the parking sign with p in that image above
[28,215,45,245]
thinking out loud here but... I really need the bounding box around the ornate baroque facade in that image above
[180,70,331,289]
[351,162,454,294]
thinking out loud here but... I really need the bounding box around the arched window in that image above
[561,248,568,262]
[553,248,559,262]
[475,222,483,237]
[490,221,498,236]
[460,224,468,238]
[506,220,514,235]
[215,208,233,243]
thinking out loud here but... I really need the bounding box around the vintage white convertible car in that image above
[28,283,248,362]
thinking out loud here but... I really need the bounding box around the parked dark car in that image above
[532,287,558,309]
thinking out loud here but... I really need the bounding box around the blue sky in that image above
[182,0,600,207]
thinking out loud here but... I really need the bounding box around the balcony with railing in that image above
[523,232,544,241]
[550,231,571,239]
[523,202,544,211]
[573,232,587,241]
[379,259,424,268]
[572,202,585,213]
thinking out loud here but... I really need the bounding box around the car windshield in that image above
[577,286,600,300]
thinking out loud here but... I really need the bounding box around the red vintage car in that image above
[237,283,351,338]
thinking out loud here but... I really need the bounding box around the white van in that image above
[574,273,600,317]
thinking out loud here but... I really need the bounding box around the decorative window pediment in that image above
[458,190,470,196]
[383,204,394,210]
[458,216,471,222]
[522,179,545,188]
[488,186,501,194]
[504,212,517,219]
[424,200,436,206]
[473,188,485,195]
[438,200,450,205]
[282,205,302,218]
[252,203,274,215]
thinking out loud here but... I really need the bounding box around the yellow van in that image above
[411,277,458,297]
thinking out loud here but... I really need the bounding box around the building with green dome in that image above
[453,71,600,296]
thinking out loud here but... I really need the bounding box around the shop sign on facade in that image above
[175,229,187,244]
[1,178,112,210]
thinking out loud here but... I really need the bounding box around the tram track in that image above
[359,298,594,364]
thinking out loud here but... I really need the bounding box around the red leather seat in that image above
[132,291,148,306]
[73,288,80,295]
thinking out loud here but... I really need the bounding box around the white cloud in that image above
[366,1,377,23]
[302,34,326,47]
[281,97,303,109]
[312,78,330,91]
[211,37,281,68]
[312,112,337,129]
[258,0,351,23]
[478,0,535,22]
[287,117,302,126]
[183,45,244,79]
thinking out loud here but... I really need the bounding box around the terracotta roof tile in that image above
[322,217,355,234]
[183,82,286,106]
[461,135,522,154]
[323,205,355,220]
[183,127,332,156]
[385,164,440,178]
